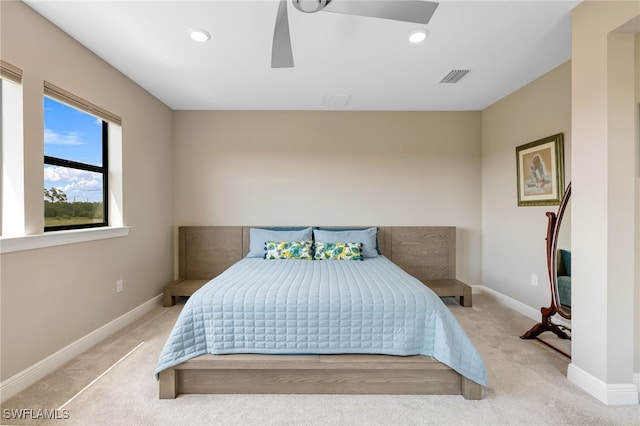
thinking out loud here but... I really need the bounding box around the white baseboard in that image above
[568,364,639,406]
[0,294,163,403]
[472,285,571,329]
[474,285,639,405]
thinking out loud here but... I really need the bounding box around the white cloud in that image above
[44,166,102,202]
[44,166,96,182]
[44,128,84,145]
[63,178,101,192]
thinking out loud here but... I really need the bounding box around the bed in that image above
[156,226,487,399]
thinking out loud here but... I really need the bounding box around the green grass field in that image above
[45,217,104,227]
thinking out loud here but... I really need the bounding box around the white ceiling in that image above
[23,0,581,111]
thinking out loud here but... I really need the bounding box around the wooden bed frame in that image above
[159,226,482,400]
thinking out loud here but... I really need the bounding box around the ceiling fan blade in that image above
[322,1,439,25]
[271,0,294,68]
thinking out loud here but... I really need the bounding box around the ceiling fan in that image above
[272,0,439,68]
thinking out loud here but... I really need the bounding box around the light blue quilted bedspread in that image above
[155,256,488,386]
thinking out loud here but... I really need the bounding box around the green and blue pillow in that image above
[264,240,313,260]
[313,242,363,261]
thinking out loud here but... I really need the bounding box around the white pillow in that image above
[313,227,379,258]
[247,227,313,258]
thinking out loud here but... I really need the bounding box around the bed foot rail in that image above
[158,354,483,399]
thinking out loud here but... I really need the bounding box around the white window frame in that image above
[0,65,128,252]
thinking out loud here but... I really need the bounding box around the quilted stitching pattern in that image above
[155,257,487,386]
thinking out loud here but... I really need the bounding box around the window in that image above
[0,66,127,250]
[44,97,108,230]
[1,60,25,237]
[43,82,120,232]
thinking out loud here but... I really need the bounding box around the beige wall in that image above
[636,30,640,390]
[481,62,572,310]
[173,111,483,284]
[0,2,174,380]
[570,0,639,401]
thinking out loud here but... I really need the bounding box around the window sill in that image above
[0,226,131,254]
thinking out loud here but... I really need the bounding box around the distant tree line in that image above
[44,187,103,220]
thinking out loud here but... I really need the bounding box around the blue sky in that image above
[44,97,103,202]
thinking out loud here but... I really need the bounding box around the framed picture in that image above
[516,133,564,206]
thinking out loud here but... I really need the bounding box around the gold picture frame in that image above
[516,133,564,206]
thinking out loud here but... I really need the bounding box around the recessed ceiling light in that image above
[408,29,428,44]
[189,28,211,42]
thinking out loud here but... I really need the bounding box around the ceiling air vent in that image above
[439,69,470,84]
[323,94,352,107]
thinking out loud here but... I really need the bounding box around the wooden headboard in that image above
[178,226,456,282]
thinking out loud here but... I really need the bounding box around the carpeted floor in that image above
[2,293,638,426]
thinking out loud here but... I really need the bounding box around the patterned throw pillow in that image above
[313,242,363,260]
[264,241,313,260]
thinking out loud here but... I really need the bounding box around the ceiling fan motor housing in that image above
[293,0,331,14]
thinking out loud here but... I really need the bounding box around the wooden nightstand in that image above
[163,226,245,307]
[421,279,472,307]
[163,279,210,307]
